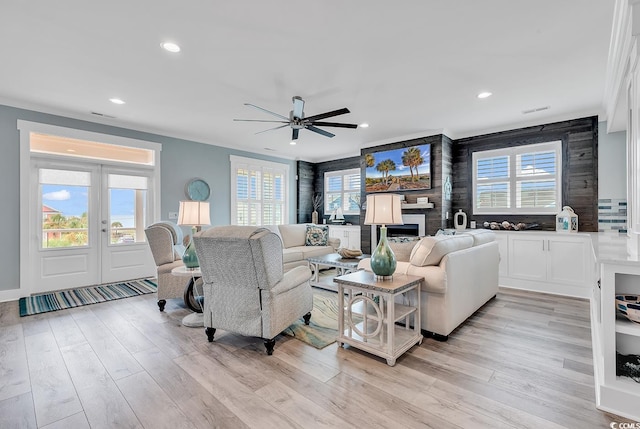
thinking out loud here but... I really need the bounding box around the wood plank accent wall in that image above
[296,161,315,223]
[441,135,453,230]
[452,116,599,232]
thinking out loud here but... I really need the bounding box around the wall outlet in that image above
[168,211,178,220]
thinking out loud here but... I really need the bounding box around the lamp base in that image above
[370,226,396,279]
[182,238,199,269]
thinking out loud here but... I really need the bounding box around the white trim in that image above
[229,155,290,225]
[17,120,163,152]
[18,120,162,298]
[324,167,361,215]
[472,141,562,215]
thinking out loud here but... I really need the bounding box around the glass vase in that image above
[182,239,199,269]
[370,226,396,279]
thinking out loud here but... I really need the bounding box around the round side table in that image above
[171,266,204,327]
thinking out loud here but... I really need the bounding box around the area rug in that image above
[19,279,157,316]
[283,291,341,349]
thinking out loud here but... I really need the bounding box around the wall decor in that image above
[364,144,431,193]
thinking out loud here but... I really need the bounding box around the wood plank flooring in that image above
[0,287,637,428]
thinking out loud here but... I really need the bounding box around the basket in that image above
[615,294,640,324]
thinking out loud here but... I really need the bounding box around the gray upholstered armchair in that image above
[193,225,313,355]
[144,221,187,311]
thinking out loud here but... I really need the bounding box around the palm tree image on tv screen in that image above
[365,144,431,192]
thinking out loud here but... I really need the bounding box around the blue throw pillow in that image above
[305,224,329,246]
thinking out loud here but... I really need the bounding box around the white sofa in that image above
[263,224,340,271]
[358,229,499,340]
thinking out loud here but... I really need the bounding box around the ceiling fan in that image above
[234,96,358,141]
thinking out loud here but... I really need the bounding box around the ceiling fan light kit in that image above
[234,96,358,141]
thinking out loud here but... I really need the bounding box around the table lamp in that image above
[364,193,403,280]
[177,200,211,268]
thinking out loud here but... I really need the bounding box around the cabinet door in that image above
[508,236,546,281]
[494,233,508,277]
[547,237,587,286]
[347,226,361,250]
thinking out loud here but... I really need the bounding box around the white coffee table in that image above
[171,266,204,327]
[307,253,369,291]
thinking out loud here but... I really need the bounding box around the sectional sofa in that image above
[359,229,499,339]
[263,224,340,271]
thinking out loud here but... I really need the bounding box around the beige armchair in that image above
[144,221,187,311]
[193,225,313,355]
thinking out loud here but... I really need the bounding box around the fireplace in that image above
[370,214,425,253]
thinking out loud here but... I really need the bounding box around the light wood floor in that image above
[0,287,635,428]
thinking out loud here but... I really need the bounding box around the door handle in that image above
[102,228,107,232]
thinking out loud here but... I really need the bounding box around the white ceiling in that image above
[0,1,615,163]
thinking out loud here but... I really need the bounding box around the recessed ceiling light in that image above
[477,92,492,99]
[360,123,369,128]
[290,141,297,145]
[66,149,76,153]
[109,98,125,105]
[161,42,181,53]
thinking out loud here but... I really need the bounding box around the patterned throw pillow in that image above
[305,224,329,246]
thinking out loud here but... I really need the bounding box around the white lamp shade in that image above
[364,194,403,225]
[177,201,211,226]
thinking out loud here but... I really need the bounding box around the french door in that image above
[30,160,156,294]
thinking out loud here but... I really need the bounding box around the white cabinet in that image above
[499,231,595,298]
[328,225,361,251]
[494,233,508,277]
[592,260,640,422]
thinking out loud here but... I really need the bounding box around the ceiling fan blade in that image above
[292,128,299,140]
[292,96,304,119]
[255,124,290,135]
[311,121,358,129]
[306,125,335,138]
[233,119,289,124]
[303,108,350,122]
[244,103,289,121]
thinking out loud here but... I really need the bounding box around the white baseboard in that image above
[0,288,24,303]
[499,277,591,299]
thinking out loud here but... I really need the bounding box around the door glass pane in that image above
[108,174,147,244]
[40,168,90,248]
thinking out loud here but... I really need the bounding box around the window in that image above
[230,155,289,226]
[325,168,361,215]
[472,141,562,215]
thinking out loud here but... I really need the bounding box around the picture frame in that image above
[364,143,431,193]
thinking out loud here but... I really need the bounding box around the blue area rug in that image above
[19,279,157,316]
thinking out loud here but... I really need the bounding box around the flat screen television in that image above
[364,143,431,193]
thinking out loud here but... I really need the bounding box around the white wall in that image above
[598,121,627,199]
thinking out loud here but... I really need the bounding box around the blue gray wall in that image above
[0,104,297,292]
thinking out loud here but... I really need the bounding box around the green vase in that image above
[370,226,396,279]
[182,239,199,269]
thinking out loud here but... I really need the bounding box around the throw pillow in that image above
[305,224,329,246]
[409,234,474,266]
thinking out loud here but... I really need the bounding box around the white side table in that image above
[171,266,204,327]
[333,270,423,366]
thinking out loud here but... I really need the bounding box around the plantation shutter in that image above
[472,141,561,214]
[230,156,288,226]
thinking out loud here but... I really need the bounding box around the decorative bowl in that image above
[615,294,640,324]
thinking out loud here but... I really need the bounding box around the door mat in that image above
[19,278,157,316]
